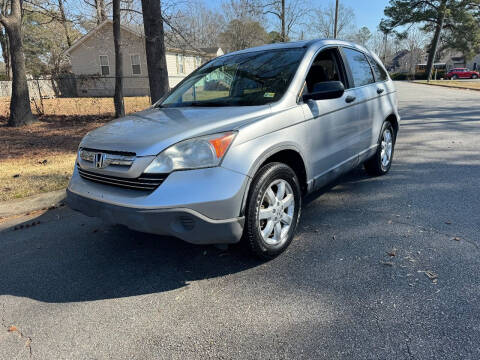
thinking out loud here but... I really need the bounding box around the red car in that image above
[446,68,479,80]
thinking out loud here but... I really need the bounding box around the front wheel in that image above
[472,74,478,79]
[244,162,301,260]
[364,121,396,176]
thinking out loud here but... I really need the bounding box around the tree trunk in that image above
[1,0,36,127]
[281,0,285,41]
[58,0,72,47]
[334,0,339,39]
[141,0,169,103]
[95,0,107,24]
[113,0,125,118]
[426,0,447,82]
[0,27,10,79]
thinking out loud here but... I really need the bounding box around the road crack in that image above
[2,303,33,357]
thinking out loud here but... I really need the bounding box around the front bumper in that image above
[66,165,248,244]
[66,190,244,244]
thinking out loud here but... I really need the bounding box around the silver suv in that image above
[67,40,399,259]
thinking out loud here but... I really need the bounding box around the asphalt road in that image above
[1,82,480,359]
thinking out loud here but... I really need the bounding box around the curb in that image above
[0,189,66,218]
[411,81,480,92]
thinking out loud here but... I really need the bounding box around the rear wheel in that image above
[364,121,396,176]
[244,162,301,260]
[472,74,478,79]
[452,75,458,80]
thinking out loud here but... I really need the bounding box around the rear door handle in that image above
[377,88,385,94]
[345,95,356,103]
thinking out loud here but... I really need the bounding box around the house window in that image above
[99,55,110,76]
[131,54,141,75]
[195,56,202,68]
[177,54,185,74]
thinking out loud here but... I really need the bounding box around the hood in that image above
[80,105,272,156]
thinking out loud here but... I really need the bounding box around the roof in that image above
[65,20,222,57]
[223,39,369,57]
[200,47,221,54]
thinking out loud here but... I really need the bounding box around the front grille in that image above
[78,167,167,191]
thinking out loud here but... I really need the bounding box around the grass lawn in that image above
[1,97,151,202]
[413,80,480,90]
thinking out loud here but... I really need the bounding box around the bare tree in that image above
[58,0,72,46]
[219,18,268,52]
[401,28,427,76]
[95,0,106,24]
[0,0,36,126]
[166,0,225,48]
[113,0,124,117]
[313,1,355,39]
[141,0,169,103]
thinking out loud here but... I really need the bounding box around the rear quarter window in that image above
[367,55,388,82]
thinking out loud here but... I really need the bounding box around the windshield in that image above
[159,48,306,107]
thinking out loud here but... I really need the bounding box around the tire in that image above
[472,75,478,79]
[364,121,396,176]
[452,75,458,80]
[244,162,301,260]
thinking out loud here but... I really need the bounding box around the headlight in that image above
[144,132,236,173]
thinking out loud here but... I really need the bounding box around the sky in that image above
[206,0,390,34]
[339,0,389,32]
[0,0,390,59]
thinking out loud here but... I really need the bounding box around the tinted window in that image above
[367,55,388,82]
[160,48,306,107]
[343,48,375,87]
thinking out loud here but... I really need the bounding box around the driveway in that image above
[1,82,479,359]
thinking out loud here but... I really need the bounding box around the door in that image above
[365,53,391,150]
[341,47,378,155]
[300,47,361,183]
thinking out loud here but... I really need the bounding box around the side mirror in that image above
[302,81,345,102]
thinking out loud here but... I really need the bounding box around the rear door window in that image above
[342,48,375,87]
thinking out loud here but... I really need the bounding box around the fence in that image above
[0,74,187,118]
[0,74,187,99]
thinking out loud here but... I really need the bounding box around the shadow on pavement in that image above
[0,213,263,303]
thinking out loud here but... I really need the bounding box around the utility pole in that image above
[334,0,339,39]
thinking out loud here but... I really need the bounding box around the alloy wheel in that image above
[380,128,393,170]
[258,179,296,247]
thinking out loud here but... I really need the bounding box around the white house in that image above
[65,20,223,97]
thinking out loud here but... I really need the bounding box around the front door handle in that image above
[377,88,385,94]
[345,95,356,103]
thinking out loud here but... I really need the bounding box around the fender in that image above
[235,143,310,217]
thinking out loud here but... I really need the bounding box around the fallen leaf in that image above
[387,249,397,257]
[423,270,438,280]
[445,221,452,225]
[7,325,18,333]
[38,159,48,165]
[13,174,20,178]
[381,261,394,266]
[452,237,461,241]
[332,235,336,240]
[388,220,393,224]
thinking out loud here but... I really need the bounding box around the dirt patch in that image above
[1,96,152,201]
